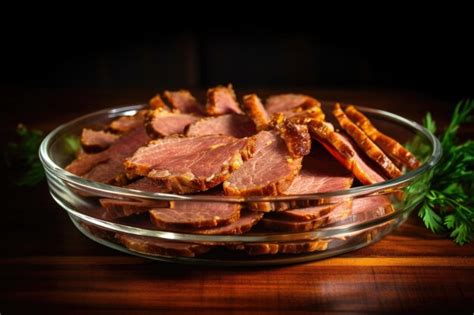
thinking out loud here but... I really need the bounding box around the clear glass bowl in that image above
[39,102,441,266]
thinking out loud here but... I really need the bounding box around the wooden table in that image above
[1,88,473,314]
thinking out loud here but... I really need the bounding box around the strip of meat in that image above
[158,211,263,235]
[308,120,386,185]
[223,131,302,196]
[80,129,119,153]
[163,90,202,114]
[261,200,352,232]
[333,103,402,179]
[265,94,320,115]
[149,94,169,110]
[145,110,201,138]
[345,105,421,169]
[232,240,329,255]
[149,202,241,229]
[115,233,210,257]
[206,84,243,115]
[242,94,271,130]
[125,135,255,193]
[66,126,150,185]
[186,114,256,138]
[330,195,394,226]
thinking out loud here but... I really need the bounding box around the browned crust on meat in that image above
[309,126,385,185]
[284,98,325,123]
[80,129,119,153]
[149,94,169,110]
[163,90,202,114]
[345,105,421,169]
[272,114,311,158]
[308,120,354,159]
[115,233,210,257]
[223,157,302,197]
[149,203,241,229]
[242,94,271,130]
[206,84,242,115]
[232,240,329,255]
[333,103,403,179]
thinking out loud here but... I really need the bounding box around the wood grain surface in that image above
[1,88,473,314]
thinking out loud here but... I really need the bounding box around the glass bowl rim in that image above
[39,103,442,203]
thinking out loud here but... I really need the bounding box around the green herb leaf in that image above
[408,100,474,245]
[5,124,46,186]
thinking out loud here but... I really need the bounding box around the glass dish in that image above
[39,102,441,266]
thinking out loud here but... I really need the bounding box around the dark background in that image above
[1,14,473,110]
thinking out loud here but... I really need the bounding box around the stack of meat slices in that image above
[65,86,420,257]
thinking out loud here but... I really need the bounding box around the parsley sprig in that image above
[408,100,474,244]
[5,124,80,187]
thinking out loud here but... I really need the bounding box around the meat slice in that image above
[249,152,354,212]
[242,94,271,130]
[149,202,240,229]
[145,110,201,138]
[66,126,150,185]
[108,111,146,134]
[223,131,302,196]
[284,152,354,195]
[232,240,329,255]
[115,233,210,257]
[262,200,352,232]
[345,105,421,170]
[80,129,119,152]
[99,178,170,220]
[161,211,263,235]
[265,94,320,115]
[163,90,202,114]
[330,195,394,226]
[186,114,256,138]
[333,103,402,179]
[206,84,243,115]
[276,99,325,124]
[125,135,255,193]
[275,204,336,221]
[308,120,386,185]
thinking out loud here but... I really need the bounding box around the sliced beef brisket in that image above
[145,110,201,138]
[345,105,420,170]
[149,201,240,229]
[125,135,255,193]
[186,114,256,138]
[223,131,302,196]
[115,234,210,257]
[333,103,402,179]
[163,90,203,114]
[265,94,320,115]
[206,84,243,115]
[308,120,386,185]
